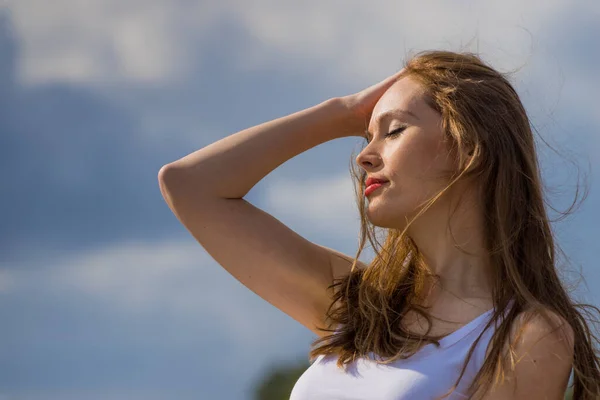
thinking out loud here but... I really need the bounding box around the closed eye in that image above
[386,126,406,138]
[364,126,407,144]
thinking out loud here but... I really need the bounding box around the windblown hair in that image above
[307,50,600,399]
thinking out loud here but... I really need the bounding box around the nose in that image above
[355,147,383,172]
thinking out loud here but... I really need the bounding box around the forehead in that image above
[369,76,428,129]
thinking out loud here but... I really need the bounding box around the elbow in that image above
[158,164,175,187]
[158,163,189,202]
[158,164,176,206]
[158,163,188,189]
[158,164,215,206]
[158,164,174,193]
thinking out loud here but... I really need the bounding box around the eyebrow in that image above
[365,109,419,140]
[375,109,419,125]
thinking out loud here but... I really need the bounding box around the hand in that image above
[340,68,406,135]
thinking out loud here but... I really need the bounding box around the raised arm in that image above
[158,71,403,336]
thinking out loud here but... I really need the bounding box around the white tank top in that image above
[290,301,514,400]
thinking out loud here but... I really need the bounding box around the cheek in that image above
[389,138,450,200]
[414,137,450,179]
[389,138,436,180]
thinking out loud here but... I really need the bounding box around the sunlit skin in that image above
[356,76,494,305]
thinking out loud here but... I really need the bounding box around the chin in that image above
[366,204,407,230]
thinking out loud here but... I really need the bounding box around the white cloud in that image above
[2,239,324,399]
[4,238,301,351]
[228,0,558,80]
[262,172,362,243]
[8,0,597,86]
[8,0,221,85]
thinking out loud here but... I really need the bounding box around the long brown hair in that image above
[308,50,600,399]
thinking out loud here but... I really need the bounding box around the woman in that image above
[158,50,600,399]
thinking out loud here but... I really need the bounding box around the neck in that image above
[408,189,494,302]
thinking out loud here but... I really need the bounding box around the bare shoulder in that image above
[477,305,574,399]
[511,305,575,356]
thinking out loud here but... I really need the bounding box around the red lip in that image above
[365,177,389,187]
[364,181,388,196]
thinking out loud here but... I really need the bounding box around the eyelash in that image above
[365,126,407,144]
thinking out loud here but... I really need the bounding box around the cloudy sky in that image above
[1,0,598,399]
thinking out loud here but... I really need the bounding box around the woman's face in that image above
[356,75,458,229]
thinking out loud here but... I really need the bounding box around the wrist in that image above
[321,97,366,138]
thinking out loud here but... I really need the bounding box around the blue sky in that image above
[1,1,599,399]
